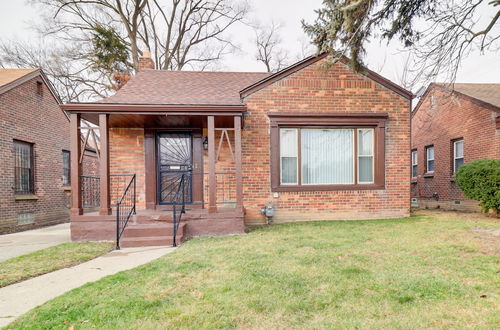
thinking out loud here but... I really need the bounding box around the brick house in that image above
[63,53,412,247]
[411,83,500,211]
[0,68,98,233]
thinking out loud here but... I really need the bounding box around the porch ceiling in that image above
[81,113,238,128]
[62,103,245,128]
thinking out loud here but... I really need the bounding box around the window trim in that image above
[452,139,464,174]
[13,139,35,195]
[357,128,375,184]
[269,112,387,191]
[411,149,418,179]
[425,145,435,174]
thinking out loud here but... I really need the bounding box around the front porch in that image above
[65,105,246,247]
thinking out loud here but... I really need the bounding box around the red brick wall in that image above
[242,59,411,224]
[0,76,70,233]
[411,86,500,211]
[109,128,146,208]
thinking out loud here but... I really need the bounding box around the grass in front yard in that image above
[9,212,500,329]
[0,242,113,288]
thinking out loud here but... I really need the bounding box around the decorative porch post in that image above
[234,115,243,212]
[70,113,82,215]
[99,114,111,215]
[208,115,217,213]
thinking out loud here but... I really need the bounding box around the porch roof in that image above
[61,71,270,114]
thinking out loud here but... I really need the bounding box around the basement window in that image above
[18,213,34,225]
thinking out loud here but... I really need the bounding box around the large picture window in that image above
[280,128,375,186]
[302,128,354,184]
[270,112,386,191]
[14,140,34,194]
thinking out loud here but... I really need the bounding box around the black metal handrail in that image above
[172,174,186,247]
[116,174,136,250]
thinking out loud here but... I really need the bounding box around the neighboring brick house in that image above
[63,52,412,247]
[411,83,500,211]
[0,68,98,233]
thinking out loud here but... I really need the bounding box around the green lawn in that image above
[8,211,500,329]
[0,242,113,288]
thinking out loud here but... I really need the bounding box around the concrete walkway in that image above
[0,223,71,262]
[0,246,175,328]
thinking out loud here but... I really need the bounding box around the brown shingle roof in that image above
[99,70,271,106]
[440,83,500,109]
[0,68,38,88]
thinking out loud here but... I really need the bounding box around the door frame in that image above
[144,129,203,209]
[156,131,193,205]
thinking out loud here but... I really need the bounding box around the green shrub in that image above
[455,159,500,213]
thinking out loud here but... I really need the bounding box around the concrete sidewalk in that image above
[0,245,175,328]
[0,223,71,262]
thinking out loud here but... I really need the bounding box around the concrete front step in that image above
[123,223,185,238]
[119,235,182,248]
[120,222,185,247]
[132,212,202,224]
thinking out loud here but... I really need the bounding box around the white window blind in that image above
[301,129,354,184]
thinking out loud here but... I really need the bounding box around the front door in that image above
[157,132,192,204]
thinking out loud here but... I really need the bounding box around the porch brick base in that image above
[70,208,245,246]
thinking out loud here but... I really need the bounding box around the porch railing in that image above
[81,175,100,208]
[115,174,136,250]
[80,174,135,208]
[171,174,187,247]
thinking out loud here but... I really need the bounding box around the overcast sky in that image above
[0,0,498,92]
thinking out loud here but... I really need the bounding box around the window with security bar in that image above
[14,140,34,194]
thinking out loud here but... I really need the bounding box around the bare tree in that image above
[303,0,500,86]
[253,21,289,72]
[0,40,112,102]
[294,36,315,61]
[143,0,248,70]
[33,0,248,70]
[1,0,249,101]
[407,0,500,85]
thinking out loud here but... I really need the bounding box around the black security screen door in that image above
[157,132,193,204]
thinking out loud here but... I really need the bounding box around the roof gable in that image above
[240,53,413,100]
[442,83,500,109]
[0,68,62,105]
[0,68,38,88]
[412,83,500,118]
